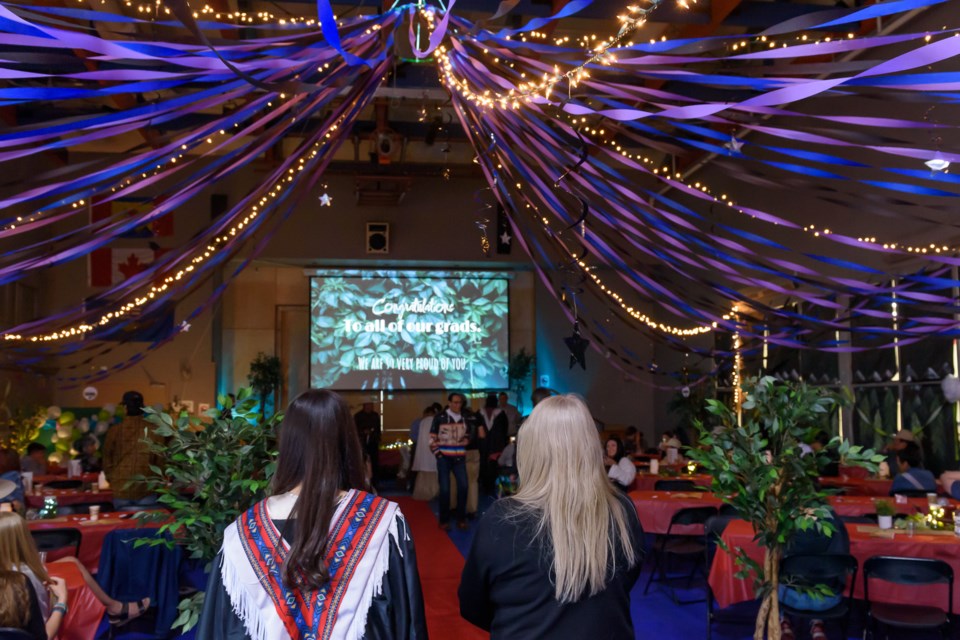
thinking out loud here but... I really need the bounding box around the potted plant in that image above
[132,387,281,631]
[507,347,534,413]
[686,376,882,640]
[874,499,895,529]
[248,352,282,418]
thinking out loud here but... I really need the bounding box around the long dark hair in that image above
[605,437,625,462]
[271,389,366,590]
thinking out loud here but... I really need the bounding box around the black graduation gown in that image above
[196,515,428,640]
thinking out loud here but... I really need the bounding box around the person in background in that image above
[0,512,150,635]
[402,406,436,491]
[0,449,24,512]
[809,431,839,477]
[197,389,426,638]
[20,444,48,476]
[72,435,101,474]
[498,392,521,437]
[459,394,644,638]
[0,569,47,639]
[881,429,917,478]
[603,437,637,491]
[778,509,849,640]
[623,426,644,458]
[478,393,509,494]
[431,392,472,530]
[889,442,936,495]
[354,401,381,483]
[463,402,484,520]
[102,390,163,510]
[412,404,441,500]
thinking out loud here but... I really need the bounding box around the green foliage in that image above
[874,499,895,516]
[686,376,883,639]
[0,406,45,452]
[133,387,280,631]
[667,379,716,435]
[310,273,509,390]
[248,352,282,417]
[507,348,534,412]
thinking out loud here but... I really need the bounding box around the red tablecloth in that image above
[630,490,723,534]
[30,514,152,573]
[631,473,713,492]
[709,519,960,612]
[26,489,113,509]
[34,474,100,486]
[631,491,958,536]
[47,559,105,640]
[818,476,894,496]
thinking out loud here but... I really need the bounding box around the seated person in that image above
[72,436,101,474]
[889,442,936,495]
[603,437,637,491]
[0,449,25,511]
[941,470,960,500]
[810,431,839,478]
[779,509,849,640]
[20,443,48,476]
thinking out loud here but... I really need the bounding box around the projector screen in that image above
[309,271,510,390]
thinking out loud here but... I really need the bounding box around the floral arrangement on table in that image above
[892,508,952,531]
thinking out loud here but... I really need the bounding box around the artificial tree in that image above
[133,387,281,630]
[686,376,881,640]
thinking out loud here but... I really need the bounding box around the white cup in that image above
[0,503,12,513]
[649,459,659,475]
[89,505,100,521]
[20,472,32,494]
[38,551,47,564]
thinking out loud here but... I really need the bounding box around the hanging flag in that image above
[91,197,173,238]
[496,204,512,255]
[88,246,165,287]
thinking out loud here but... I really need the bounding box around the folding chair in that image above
[30,528,81,562]
[644,505,718,604]
[779,553,858,639]
[863,556,953,639]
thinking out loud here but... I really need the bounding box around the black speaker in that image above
[366,222,390,254]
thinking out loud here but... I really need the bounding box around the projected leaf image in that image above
[310,273,509,390]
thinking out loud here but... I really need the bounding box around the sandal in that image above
[108,597,150,626]
[810,620,827,640]
[780,619,796,640]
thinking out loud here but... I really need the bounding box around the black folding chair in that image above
[644,505,718,604]
[43,479,82,490]
[779,553,858,639]
[654,479,698,492]
[863,556,953,639]
[30,528,82,560]
[705,513,746,640]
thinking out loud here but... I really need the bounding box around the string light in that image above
[3,114,349,344]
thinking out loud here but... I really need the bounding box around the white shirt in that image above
[608,457,637,488]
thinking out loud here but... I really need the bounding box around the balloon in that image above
[46,406,61,419]
[58,411,76,426]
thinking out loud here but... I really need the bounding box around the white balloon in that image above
[942,375,960,403]
[102,403,116,415]
[95,422,109,435]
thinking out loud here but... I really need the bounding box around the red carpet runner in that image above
[393,497,489,640]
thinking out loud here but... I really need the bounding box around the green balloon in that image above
[58,411,76,426]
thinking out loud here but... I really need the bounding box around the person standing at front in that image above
[431,392,472,531]
[459,394,644,638]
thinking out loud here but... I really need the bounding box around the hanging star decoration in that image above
[499,229,512,246]
[179,320,191,333]
[724,135,743,154]
[564,318,589,370]
[319,193,333,206]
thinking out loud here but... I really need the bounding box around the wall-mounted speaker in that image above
[366,222,390,254]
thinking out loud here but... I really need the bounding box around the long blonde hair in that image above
[0,512,48,583]
[514,394,638,603]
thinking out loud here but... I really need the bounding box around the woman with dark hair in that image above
[198,389,427,639]
[603,437,637,491]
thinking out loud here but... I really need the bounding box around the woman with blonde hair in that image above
[459,394,644,638]
[0,512,149,637]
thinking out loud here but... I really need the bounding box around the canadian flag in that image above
[88,247,165,287]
